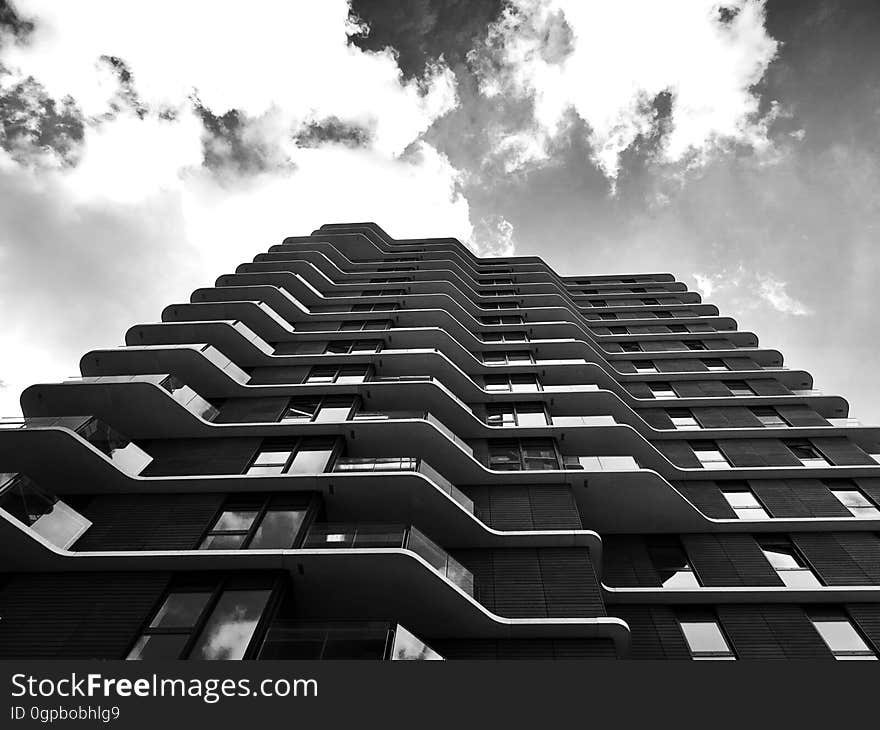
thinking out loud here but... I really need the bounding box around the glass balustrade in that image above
[159,375,219,421]
[0,473,91,549]
[302,522,474,596]
[0,415,152,475]
[257,622,443,660]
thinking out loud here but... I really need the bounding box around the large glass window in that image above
[784,439,831,467]
[757,536,821,587]
[486,403,549,427]
[305,366,370,385]
[339,320,391,332]
[721,485,770,519]
[647,537,700,588]
[246,438,338,476]
[751,406,788,428]
[128,579,274,661]
[668,408,700,430]
[200,495,312,550]
[324,340,382,354]
[679,616,736,660]
[648,382,676,399]
[484,374,541,393]
[632,360,657,373]
[809,610,877,660]
[691,442,731,469]
[825,481,880,517]
[488,439,560,471]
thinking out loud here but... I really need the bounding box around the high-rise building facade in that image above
[1,221,879,660]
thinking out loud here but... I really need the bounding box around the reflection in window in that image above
[200,495,311,550]
[757,536,821,587]
[826,482,880,518]
[647,537,700,588]
[188,590,272,660]
[691,442,731,469]
[679,617,735,660]
[245,438,338,476]
[784,439,831,467]
[128,581,274,660]
[390,625,444,660]
[721,485,770,520]
[488,439,560,471]
[809,610,877,660]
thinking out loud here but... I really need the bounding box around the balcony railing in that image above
[0,415,152,475]
[303,523,474,596]
[0,473,92,549]
[332,457,473,513]
[257,622,443,660]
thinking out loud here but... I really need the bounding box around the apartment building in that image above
[1,221,879,660]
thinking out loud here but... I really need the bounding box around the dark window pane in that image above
[127,634,189,660]
[249,510,308,549]
[189,590,272,660]
[149,592,212,629]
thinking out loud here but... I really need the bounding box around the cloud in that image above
[471,0,780,180]
[469,213,515,256]
[756,274,813,316]
[0,1,479,416]
[691,265,812,317]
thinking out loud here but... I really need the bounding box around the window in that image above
[691,442,731,469]
[632,360,657,373]
[648,537,700,588]
[667,325,688,333]
[484,374,541,393]
[784,439,831,467]
[592,299,608,307]
[333,456,418,472]
[683,340,707,351]
[648,382,676,399]
[757,536,821,587]
[724,381,755,397]
[483,350,533,365]
[598,313,617,320]
[620,342,642,353]
[643,298,660,306]
[305,365,370,384]
[282,397,356,423]
[482,316,523,325]
[339,320,392,332]
[481,301,518,310]
[702,358,728,371]
[482,331,528,343]
[655,311,673,319]
[246,438,338,476]
[825,481,880,517]
[200,495,312,550]
[486,403,549,427]
[809,610,877,660]
[721,483,770,519]
[668,408,700,430]
[352,303,399,312]
[608,326,628,335]
[358,289,404,297]
[679,615,736,660]
[324,340,382,354]
[127,578,273,660]
[750,406,788,428]
[488,439,560,471]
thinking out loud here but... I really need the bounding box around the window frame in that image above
[199,494,318,551]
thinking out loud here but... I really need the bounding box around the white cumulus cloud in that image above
[472,0,779,180]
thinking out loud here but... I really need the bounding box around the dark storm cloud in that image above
[98,55,148,120]
[195,103,288,175]
[295,117,372,148]
[349,0,503,76]
[0,75,84,165]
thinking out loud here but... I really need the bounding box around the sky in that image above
[0,0,877,422]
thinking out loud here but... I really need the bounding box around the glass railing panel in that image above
[542,384,600,392]
[406,527,474,596]
[258,622,392,660]
[303,523,407,549]
[551,415,616,426]
[333,457,419,472]
[568,455,639,471]
[390,625,444,660]
[425,413,474,456]
[417,461,474,513]
[827,418,863,427]
[159,375,219,422]
[0,474,91,549]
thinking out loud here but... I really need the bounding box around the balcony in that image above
[333,456,474,513]
[303,522,474,596]
[257,621,443,660]
[0,473,91,549]
[0,415,152,475]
